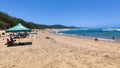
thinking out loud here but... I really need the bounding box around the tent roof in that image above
[6,23,31,32]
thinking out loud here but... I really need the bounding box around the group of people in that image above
[6,32,29,46]
[15,32,29,39]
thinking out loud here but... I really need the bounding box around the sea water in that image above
[58,28,120,41]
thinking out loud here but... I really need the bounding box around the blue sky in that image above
[0,0,120,27]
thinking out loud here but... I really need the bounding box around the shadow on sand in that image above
[7,42,32,47]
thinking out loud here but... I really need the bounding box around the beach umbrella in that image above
[6,23,31,32]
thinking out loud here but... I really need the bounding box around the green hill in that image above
[0,11,75,29]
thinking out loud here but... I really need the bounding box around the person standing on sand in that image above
[95,37,99,41]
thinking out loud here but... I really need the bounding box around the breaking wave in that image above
[102,28,120,31]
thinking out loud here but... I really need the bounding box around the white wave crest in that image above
[103,28,120,31]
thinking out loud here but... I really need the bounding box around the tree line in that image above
[0,11,75,29]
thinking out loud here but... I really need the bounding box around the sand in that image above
[0,29,120,68]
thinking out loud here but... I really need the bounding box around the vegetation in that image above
[0,11,76,29]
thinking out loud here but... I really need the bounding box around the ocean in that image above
[57,28,120,41]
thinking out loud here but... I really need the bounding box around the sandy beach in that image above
[0,29,120,68]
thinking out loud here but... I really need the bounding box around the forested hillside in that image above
[0,12,75,29]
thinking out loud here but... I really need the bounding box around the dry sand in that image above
[0,30,120,68]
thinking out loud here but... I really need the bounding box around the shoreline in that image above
[52,29,120,43]
[53,32,120,45]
